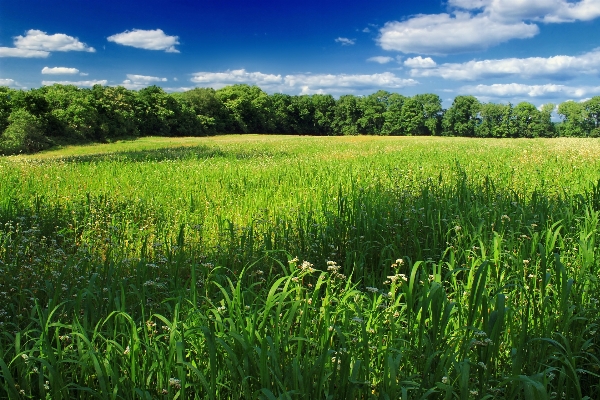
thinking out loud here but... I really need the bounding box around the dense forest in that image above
[1,83,599,154]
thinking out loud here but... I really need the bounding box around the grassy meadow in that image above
[0,135,599,399]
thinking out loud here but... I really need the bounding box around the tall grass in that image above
[0,136,599,399]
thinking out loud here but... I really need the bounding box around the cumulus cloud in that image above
[0,47,49,58]
[107,29,180,52]
[42,66,80,75]
[404,56,437,69]
[15,29,95,52]
[409,48,600,80]
[191,69,282,88]
[42,80,107,87]
[367,56,394,64]
[462,82,600,98]
[448,0,600,23]
[378,0,600,55]
[284,72,417,90]
[120,74,168,90]
[544,0,600,22]
[335,37,355,45]
[189,69,418,94]
[0,78,18,87]
[378,12,538,55]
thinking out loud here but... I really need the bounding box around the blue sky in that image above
[2,0,600,107]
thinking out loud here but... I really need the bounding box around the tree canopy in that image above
[1,83,597,155]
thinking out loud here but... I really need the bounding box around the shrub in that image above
[0,108,52,154]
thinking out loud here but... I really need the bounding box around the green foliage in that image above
[135,85,177,136]
[175,88,229,135]
[290,95,317,134]
[311,94,336,135]
[400,97,425,135]
[442,95,481,137]
[583,96,600,137]
[357,90,388,135]
[0,108,52,154]
[381,93,406,135]
[92,85,139,138]
[333,95,361,135]
[0,86,16,133]
[3,83,600,156]
[557,101,587,137]
[41,84,100,140]
[216,84,272,133]
[414,93,442,135]
[477,102,505,137]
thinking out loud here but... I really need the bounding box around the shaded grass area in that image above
[0,136,599,399]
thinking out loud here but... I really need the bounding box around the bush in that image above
[0,109,52,155]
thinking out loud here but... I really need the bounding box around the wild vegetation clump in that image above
[0,136,599,399]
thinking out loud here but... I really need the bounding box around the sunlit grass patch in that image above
[1,136,599,398]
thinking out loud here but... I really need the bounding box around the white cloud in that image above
[120,74,168,90]
[107,29,180,52]
[164,86,194,93]
[367,56,394,64]
[378,1,600,55]
[283,72,417,90]
[378,12,538,55]
[410,48,600,80]
[189,69,418,94]
[42,80,107,87]
[335,37,355,46]
[404,56,437,69]
[191,69,282,89]
[544,0,600,22]
[362,27,371,33]
[448,0,600,23]
[0,78,17,87]
[462,83,600,98]
[15,29,95,52]
[42,66,80,75]
[126,74,167,83]
[80,72,89,76]
[0,47,49,58]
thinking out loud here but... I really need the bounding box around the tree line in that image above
[1,83,599,154]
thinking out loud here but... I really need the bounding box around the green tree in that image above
[216,84,271,133]
[92,85,138,138]
[265,93,293,133]
[557,101,586,137]
[476,102,505,138]
[290,95,317,134]
[135,85,176,136]
[381,93,406,135]
[442,95,481,137]
[41,84,99,140]
[9,88,53,135]
[332,95,361,135]
[357,91,389,135]
[176,88,229,134]
[311,94,336,135]
[399,97,425,135]
[169,95,205,136]
[513,102,541,138]
[583,97,600,137]
[414,93,442,135]
[0,86,16,134]
[538,103,556,137]
[1,109,51,154]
